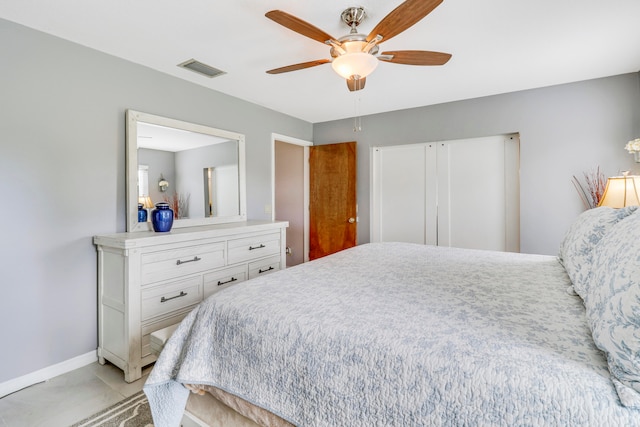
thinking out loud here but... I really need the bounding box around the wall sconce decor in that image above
[625,138,640,163]
[158,174,169,192]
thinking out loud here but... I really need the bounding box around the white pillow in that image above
[585,211,640,408]
[558,206,637,298]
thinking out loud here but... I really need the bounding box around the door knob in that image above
[348,217,356,223]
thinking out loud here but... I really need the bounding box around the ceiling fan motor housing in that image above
[341,7,366,31]
[329,34,380,58]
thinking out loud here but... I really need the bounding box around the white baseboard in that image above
[0,350,97,398]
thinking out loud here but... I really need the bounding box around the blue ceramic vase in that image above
[151,202,174,232]
[137,203,148,222]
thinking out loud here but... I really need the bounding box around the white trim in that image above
[271,133,312,263]
[0,350,97,398]
[369,146,380,242]
[271,133,313,148]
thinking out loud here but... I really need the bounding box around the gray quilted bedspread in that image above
[144,242,640,426]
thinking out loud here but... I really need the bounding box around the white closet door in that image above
[371,134,519,252]
[436,136,507,251]
[371,144,429,243]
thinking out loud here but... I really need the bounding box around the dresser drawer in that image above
[141,242,225,284]
[228,232,281,264]
[248,255,281,279]
[203,265,248,298]
[141,276,202,321]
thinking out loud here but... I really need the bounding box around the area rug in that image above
[71,390,153,427]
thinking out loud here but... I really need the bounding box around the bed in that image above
[144,206,640,426]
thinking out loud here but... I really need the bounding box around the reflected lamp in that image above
[138,196,154,209]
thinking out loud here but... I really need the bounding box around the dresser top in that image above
[93,220,288,249]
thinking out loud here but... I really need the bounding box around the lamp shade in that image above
[138,196,154,209]
[331,52,378,79]
[598,175,640,208]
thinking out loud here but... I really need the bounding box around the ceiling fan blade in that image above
[266,10,336,44]
[367,0,443,43]
[347,77,366,92]
[379,50,451,65]
[266,59,331,74]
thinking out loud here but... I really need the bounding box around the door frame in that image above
[271,133,312,263]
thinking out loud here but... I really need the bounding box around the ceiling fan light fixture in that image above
[332,52,378,80]
[265,2,452,87]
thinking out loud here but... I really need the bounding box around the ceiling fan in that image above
[265,0,452,92]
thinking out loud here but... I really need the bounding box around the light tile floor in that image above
[0,362,151,427]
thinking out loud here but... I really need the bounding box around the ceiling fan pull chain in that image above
[353,95,362,132]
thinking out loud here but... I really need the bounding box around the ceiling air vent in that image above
[178,59,226,78]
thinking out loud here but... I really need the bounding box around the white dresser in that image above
[93,220,288,382]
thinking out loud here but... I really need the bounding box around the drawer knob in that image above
[249,244,266,250]
[160,291,187,303]
[176,256,201,265]
[217,277,238,286]
[258,266,275,274]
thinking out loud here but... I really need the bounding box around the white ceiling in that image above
[2,0,640,123]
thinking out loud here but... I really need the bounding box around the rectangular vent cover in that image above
[178,59,226,78]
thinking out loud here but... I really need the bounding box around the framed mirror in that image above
[126,110,246,232]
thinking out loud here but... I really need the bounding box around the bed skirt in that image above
[185,385,293,427]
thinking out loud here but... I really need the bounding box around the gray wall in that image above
[313,73,640,255]
[0,19,311,383]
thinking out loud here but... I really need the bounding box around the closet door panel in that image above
[424,144,438,246]
[437,137,506,251]
[372,145,430,244]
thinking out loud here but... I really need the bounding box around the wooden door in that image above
[309,141,357,260]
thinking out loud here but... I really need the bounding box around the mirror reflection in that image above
[126,110,246,232]
[137,121,240,220]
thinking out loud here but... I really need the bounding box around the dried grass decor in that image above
[572,167,606,210]
[164,191,190,219]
